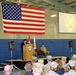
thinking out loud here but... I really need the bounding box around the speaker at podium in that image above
[23,44,34,61]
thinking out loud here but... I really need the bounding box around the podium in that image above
[23,44,34,61]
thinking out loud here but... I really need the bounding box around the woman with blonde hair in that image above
[55,58,64,75]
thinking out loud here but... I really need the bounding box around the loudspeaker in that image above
[8,41,15,50]
[69,40,74,47]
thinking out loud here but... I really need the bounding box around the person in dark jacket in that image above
[20,39,28,59]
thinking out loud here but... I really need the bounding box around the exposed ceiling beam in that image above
[71,5,76,7]
[43,0,76,12]
[58,0,66,2]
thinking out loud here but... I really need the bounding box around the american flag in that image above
[1,3,45,34]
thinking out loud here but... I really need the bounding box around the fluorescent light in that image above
[50,14,57,17]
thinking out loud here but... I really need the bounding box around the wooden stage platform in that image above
[4,56,67,69]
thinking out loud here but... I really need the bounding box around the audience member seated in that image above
[61,57,68,72]
[32,62,44,75]
[24,62,33,75]
[63,60,76,75]
[48,61,59,75]
[71,54,76,60]
[44,55,52,75]
[63,64,69,73]
[38,59,44,64]
[40,44,49,57]
[31,56,37,65]
[3,64,18,75]
[71,54,76,71]
[61,57,67,66]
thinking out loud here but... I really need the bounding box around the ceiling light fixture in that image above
[50,14,57,17]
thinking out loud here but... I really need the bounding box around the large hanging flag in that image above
[28,35,31,44]
[1,3,45,34]
[33,36,36,49]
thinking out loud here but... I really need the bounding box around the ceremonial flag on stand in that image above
[33,36,36,49]
[28,35,31,44]
[1,3,45,34]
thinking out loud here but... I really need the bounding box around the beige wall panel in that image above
[45,27,54,35]
[59,34,76,39]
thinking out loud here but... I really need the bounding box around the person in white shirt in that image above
[44,55,52,75]
[71,54,76,71]
[32,62,44,75]
[63,60,76,75]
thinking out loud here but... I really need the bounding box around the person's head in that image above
[38,59,44,64]
[23,39,27,43]
[71,54,76,60]
[31,56,37,64]
[50,61,58,71]
[46,55,52,62]
[24,62,32,72]
[61,57,67,65]
[32,62,44,75]
[68,60,75,70]
[42,44,44,47]
[55,58,62,69]
[61,57,67,62]
[3,65,13,74]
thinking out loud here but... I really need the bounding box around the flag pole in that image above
[28,34,31,44]
[34,36,36,49]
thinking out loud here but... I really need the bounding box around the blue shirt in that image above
[55,68,64,75]
[24,71,33,75]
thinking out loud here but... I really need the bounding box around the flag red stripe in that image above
[21,5,44,11]
[3,21,45,26]
[22,14,44,18]
[22,10,44,15]
[4,30,45,34]
[4,26,45,30]
[22,19,44,22]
